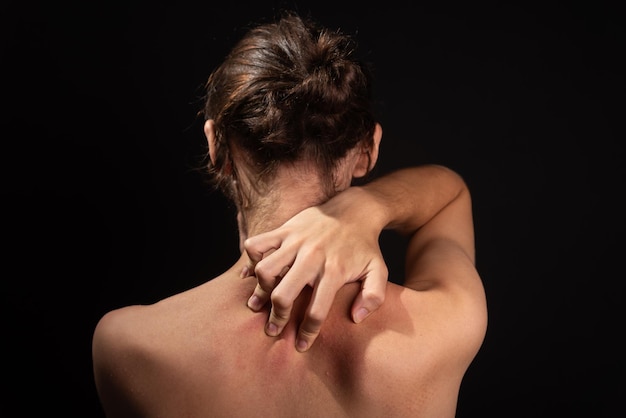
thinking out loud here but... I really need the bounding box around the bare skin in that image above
[93,12,487,416]
[93,261,485,417]
[92,164,487,418]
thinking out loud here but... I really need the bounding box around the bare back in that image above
[93,260,486,418]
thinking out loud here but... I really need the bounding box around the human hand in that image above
[242,196,388,352]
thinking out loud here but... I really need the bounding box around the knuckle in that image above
[270,290,292,313]
[270,309,289,324]
[254,263,275,288]
[243,238,260,257]
[322,261,342,279]
[253,285,270,300]
[363,287,385,306]
[278,265,290,278]
[298,327,319,340]
[304,308,325,330]
[301,244,323,262]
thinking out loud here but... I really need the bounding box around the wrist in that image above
[337,186,390,233]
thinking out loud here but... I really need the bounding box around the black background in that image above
[3,1,624,417]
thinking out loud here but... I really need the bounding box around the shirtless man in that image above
[92,12,487,417]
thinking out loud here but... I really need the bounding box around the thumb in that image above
[351,264,388,323]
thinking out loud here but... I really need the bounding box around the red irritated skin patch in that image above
[229,275,303,370]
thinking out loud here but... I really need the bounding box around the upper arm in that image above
[403,183,487,361]
[404,182,477,291]
[92,309,148,418]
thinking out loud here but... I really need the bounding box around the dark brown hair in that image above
[202,11,376,205]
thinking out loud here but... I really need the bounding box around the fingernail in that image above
[266,322,278,336]
[247,295,262,311]
[354,308,370,323]
[296,338,308,352]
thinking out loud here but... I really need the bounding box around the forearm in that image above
[380,166,476,291]
[323,164,472,291]
[354,164,468,236]
[242,164,472,340]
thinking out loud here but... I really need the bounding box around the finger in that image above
[240,246,281,279]
[295,278,338,352]
[243,231,285,264]
[351,260,388,324]
[247,283,270,312]
[264,258,318,337]
[253,249,296,292]
[240,262,254,278]
[265,286,296,337]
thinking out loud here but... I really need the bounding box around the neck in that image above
[232,166,330,271]
[242,166,329,238]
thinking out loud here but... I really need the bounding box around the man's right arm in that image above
[243,164,474,350]
[355,164,475,291]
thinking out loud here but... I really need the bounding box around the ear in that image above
[204,119,217,164]
[352,123,382,178]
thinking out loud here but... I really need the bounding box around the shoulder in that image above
[359,283,487,396]
[92,304,158,416]
[91,281,227,416]
[92,282,221,374]
[358,281,486,413]
[93,298,178,359]
[92,303,170,379]
[396,260,487,365]
[93,304,145,365]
